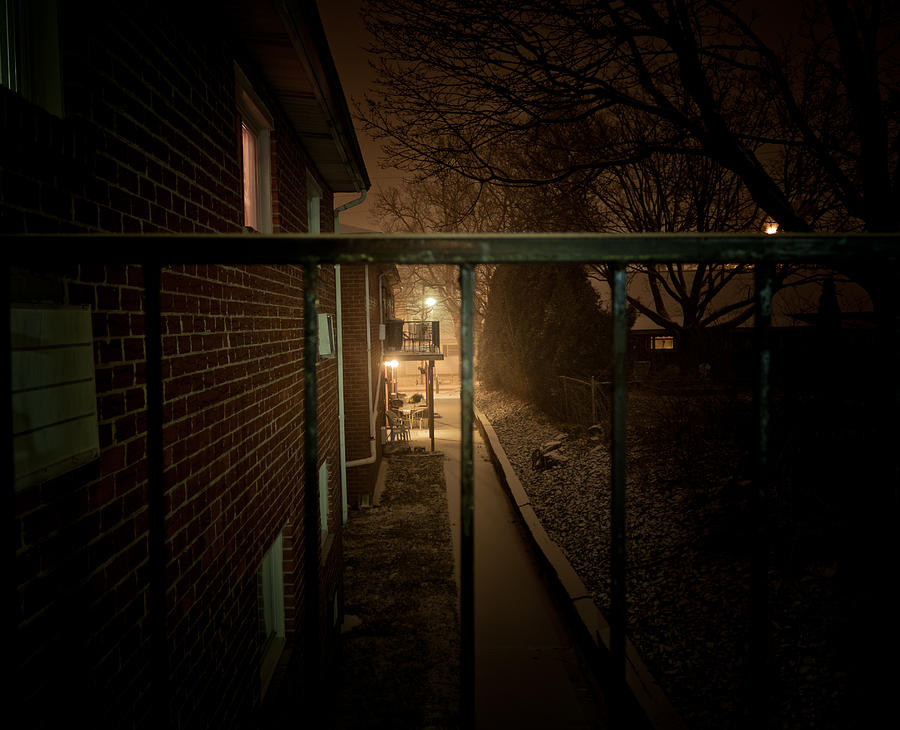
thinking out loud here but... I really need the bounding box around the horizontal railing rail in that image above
[4,231,899,264]
[6,232,899,729]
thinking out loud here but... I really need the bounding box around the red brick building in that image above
[4,2,390,727]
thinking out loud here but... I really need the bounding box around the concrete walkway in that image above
[404,388,609,729]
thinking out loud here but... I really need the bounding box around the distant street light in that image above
[765,222,778,235]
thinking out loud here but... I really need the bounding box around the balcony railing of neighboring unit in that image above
[384,319,441,354]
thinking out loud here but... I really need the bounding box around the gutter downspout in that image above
[334,190,366,524]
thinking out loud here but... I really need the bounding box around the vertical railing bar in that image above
[610,264,628,724]
[3,264,12,642]
[302,263,322,707]
[428,359,435,451]
[459,263,476,730]
[748,262,774,727]
[142,263,169,727]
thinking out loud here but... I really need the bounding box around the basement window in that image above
[260,532,285,698]
[11,304,99,491]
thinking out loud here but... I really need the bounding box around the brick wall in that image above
[341,265,392,506]
[9,3,343,728]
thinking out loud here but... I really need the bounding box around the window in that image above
[319,460,330,539]
[260,533,285,697]
[241,121,260,230]
[307,171,321,234]
[236,65,272,233]
[650,335,676,351]
[11,305,99,491]
[1,0,63,115]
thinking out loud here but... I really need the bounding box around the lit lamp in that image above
[765,222,778,235]
[384,359,399,396]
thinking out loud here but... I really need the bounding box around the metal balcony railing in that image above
[6,231,899,729]
[384,318,441,355]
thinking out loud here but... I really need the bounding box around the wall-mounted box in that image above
[318,313,335,358]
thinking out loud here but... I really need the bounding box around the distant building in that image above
[5,1,390,727]
[614,266,875,381]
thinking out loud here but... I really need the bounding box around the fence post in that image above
[591,376,597,424]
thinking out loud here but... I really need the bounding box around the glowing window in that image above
[651,335,675,350]
[236,65,272,233]
[241,121,259,231]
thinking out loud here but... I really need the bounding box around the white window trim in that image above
[235,64,273,234]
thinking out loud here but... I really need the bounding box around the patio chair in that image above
[386,410,411,441]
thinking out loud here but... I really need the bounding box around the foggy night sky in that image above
[318,0,398,232]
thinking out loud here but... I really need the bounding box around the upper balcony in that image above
[383,319,444,360]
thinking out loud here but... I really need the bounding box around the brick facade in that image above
[7,3,359,728]
[340,265,394,507]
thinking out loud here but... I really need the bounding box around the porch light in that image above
[384,359,399,368]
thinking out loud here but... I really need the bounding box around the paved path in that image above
[406,389,609,729]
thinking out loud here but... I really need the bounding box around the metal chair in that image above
[385,410,411,441]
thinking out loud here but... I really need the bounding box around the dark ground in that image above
[335,452,461,729]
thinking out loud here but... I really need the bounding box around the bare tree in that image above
[375,171,498,340]
[361,0,898,234]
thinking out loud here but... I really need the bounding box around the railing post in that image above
[303,263,322,709]
[610,264,628,723]
[459,264,476,729]
[746,262,773,727]
[142,264,170,728]
[428,359,435,452]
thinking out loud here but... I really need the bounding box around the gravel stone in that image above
[476,385,857,730]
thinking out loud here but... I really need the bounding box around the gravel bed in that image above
[476,385,856,730]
